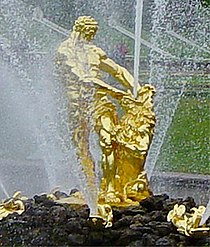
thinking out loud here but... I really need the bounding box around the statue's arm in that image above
[99,57,140,92]
[82,77,128,100]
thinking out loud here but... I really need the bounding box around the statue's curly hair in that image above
[73,16,98,34]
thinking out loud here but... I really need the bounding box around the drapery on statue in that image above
[55,16,156,206]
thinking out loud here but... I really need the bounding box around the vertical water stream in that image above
[133,0,144,97]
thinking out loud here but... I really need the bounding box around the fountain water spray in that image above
[133,0,144,97]
[0,181,9,199]
[0,0,95,203]
[199,200,210,226]
[143,0,188,181]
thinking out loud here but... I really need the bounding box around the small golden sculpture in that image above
[0,191,26,220]
[89,203,113,228]
[55,16,155,206]
[167,204,210,236]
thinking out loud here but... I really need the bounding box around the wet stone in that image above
[112,207,124,220]
[117,229,144,246]
[112,215,133,229]
[140,194,169,212]
[131,214,144,225]
[149,210,166,221]
[169,233,186,242]
[54,190,68,199]
[68,233,85,246]
[130,222,154,234]
[142,233,158,246]
[127,240,144,247]
[88,231,104,245]
[130,223,143,231]
[69,188,79,194]
[120,206,146,216]
[140,196,156,211]
[66,218,82,232]
[181,197,196,211]
[78,205,90,219]
[0,193,209,246]
[34,194,49,204]
[155,222,174,237]
[155,236,175,246]
[140,215,152,224]
[50,205,67,222]
[103,229,121,243]
[30,231,49,246]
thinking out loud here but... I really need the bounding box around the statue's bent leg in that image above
[94,94,122,203]
[72,117,97,194]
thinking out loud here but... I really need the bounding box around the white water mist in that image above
[133,0,144,97]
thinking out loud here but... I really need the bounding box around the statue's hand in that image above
[81,77,106,87]
[82,77,130,100]
[120,92,143,112]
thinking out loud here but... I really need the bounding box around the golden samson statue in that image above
[55,16,156,206]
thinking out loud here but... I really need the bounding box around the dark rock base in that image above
[0,194,209,246]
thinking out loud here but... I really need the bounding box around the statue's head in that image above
[73,16,98,42]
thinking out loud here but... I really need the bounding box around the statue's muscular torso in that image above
[55,38,108,133]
